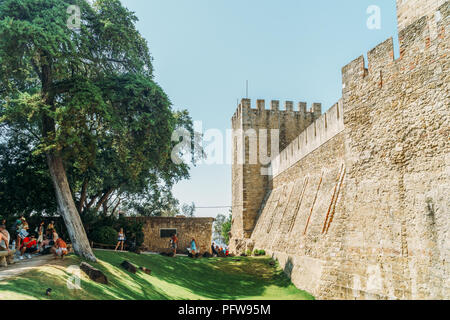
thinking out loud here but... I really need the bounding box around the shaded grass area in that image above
[0,250,314,300]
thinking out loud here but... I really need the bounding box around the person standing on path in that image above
[115,228,126,251]
[16,217,28,250]
[171,233,178,257]
[37,221,45,244]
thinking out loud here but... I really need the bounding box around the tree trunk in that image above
[39,52,95,262]
[112,198,121,216]
[46,152,96,262]
[78,178,89,214]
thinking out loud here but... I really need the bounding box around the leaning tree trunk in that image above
[46,152,97,262]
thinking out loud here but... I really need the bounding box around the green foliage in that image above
[0,0,200,221]
[253,249,266,256]
[0,128,57,216]
[181,202,195,217]
[213,213,226,243]
[91,226,117,245]
[213,211,232,245]
[221,213,232,245]
[82,211,144,247]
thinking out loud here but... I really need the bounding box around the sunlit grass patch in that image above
[0,250,314,300]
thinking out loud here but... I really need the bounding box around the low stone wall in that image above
[130,217,214,254]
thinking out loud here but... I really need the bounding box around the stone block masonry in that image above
[231,99,321,241]
[230,0,449,299]
[397,0,447,30]
[130,217,214,254]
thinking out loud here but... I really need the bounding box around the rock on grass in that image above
[80,262,108,285]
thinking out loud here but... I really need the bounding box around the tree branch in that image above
[112,198,122,216]
[85,192,101,212]
[95,187,115,212]
[78,178,89,214]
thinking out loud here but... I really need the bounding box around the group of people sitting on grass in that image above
[166,234,230,258]
[166,234,203,258]
[211,242,229,257]
[0,217,68,260]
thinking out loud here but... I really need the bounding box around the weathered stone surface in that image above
[80,262,108,285]
[0,250,15,267]
[397,0,447,30]
[129,217,214,254]
[230,0,449,300]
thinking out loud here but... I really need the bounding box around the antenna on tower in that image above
[246,80,249,98]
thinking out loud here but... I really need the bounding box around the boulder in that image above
[80,262,108,285]
[0,249,16,267]
[139,266,151,275]
[120,260,137,274]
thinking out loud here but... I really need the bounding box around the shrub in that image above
[253,249,266,256]
[91,226,118,245]
[116,216,145,248]
[83,213,145,248]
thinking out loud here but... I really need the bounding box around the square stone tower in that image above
[230,98,321,249]
[397,0,446,30]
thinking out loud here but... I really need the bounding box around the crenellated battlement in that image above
[269,100,345,178]
[230,0,449,300]
[342,1,448,92]
[232,98,321,125]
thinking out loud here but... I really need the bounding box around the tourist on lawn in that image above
[45,228,53,244]
[47,220,55,232]
[0,225,10,252]
[170,233,178,257]
[50,229,59,245]
[37,221,45,243]
[115,228,126,251]
[190,238,198,255]
[15,217,29,250]
[211,243,219,256]
[52,238,68,259]
[20,234,38,259]
[40,236,53,255]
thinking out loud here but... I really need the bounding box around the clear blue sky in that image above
[120,0,398,218]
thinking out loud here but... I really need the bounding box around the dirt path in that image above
[0,255,58,281]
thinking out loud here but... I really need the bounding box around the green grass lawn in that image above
[0,250,314,300]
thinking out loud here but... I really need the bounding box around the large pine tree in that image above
[0,0,186,261]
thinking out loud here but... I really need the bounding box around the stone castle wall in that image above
[230,0,449,299]
[397,0,447,30]
[230,100,321,241]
